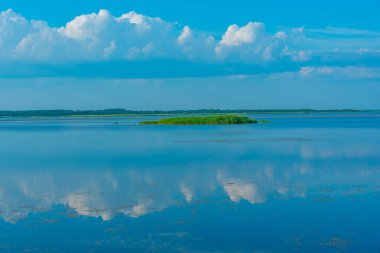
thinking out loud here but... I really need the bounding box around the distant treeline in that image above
[0,109,366,117]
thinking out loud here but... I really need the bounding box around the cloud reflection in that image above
[1,153,380,224]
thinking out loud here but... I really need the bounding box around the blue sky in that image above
[2,0,380,31]
[0,0,379,109]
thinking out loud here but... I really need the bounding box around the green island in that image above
[140,115,265,125]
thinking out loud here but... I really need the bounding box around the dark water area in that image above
[0,114,380,252]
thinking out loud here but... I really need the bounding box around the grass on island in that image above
[140,115,263,125]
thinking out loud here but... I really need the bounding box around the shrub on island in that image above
[140,115,260,125]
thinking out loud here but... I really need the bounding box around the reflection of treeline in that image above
[0,109,363,117]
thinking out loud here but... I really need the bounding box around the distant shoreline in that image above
[0,109,377,118]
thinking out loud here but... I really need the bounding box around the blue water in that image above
[0,114,380,252]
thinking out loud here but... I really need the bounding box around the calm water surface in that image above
[0,114,380,252]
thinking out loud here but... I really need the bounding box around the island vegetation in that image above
[140,115,263,125]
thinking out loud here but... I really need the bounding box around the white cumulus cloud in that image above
[0,9,299,63]
[2,9,378,66]
[215,22,289,62]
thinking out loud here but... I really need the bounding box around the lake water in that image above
[0,114,380,252]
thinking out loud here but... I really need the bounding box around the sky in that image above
[0,0,379,110]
